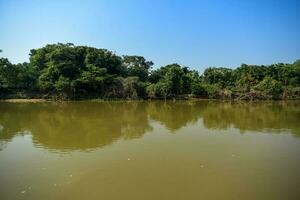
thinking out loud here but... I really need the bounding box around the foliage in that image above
[0,43,299,100]
[122,56,153,82]
[203,67,234,88]
[191,82,207,96]
[0,58,38,91]
[254,77,283,99]
[203,84,220,98]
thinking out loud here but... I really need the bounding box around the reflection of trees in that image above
[0,102,152,151]
[200,101,300,135]
[147,101,205,131]
[147,100,300,135]
[148,101,300,134]
[0,101,299,152]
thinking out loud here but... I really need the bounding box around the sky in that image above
[0,0,300,71]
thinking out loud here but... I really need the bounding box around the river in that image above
[0,100,300,199]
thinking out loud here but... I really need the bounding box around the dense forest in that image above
[0,43,299,100]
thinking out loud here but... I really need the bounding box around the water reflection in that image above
[0,102,152,151]
[0,101,299,152]
[200,101,300,134]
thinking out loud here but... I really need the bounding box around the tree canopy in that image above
[0,43,299,100]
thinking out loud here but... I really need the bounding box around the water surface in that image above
[0,100,300,199]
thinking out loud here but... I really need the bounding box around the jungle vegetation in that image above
[0,43,299,100]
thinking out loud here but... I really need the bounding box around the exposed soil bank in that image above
[0,99,50,103]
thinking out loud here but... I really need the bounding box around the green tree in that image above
[254,77,283,99]
[156,80,172,100]
[203,67,235,88]
[1,43,300,100]
[54,76,74,99]
[191,82,206,96]
[164,64,184,95]
[122,56,153,82]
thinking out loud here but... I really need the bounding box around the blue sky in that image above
[0,0,299,71]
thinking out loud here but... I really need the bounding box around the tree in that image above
[146,84,157,99]
[1,43,300,100]
[0,58,14,90]
[191,82,206,96]
[234,64,266,92]
[76,65,107,96]
[164,64,184,95]
[254,77,283,99]
[203,84,220,98]
[203,67,234,88]
[54,76,74,99]
[84,47,123,75]
[122,56,153,82]
[121,77,139,99]
[156,80,172,101]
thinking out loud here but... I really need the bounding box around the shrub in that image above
[254,77,283,99]
[191,82,207,96]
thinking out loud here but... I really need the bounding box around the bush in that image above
[254,77,283,99]
[191,82,207,96]
[146,84,157,98]
[203,84,220,98]
[122,77,139,99]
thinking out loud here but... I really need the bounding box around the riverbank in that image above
[0,99,50,103]
[1,97,299,103]
[1,86,300,101]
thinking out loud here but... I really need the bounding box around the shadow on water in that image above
[0,100,299,152]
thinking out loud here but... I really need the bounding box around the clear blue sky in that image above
[0,0,299,71]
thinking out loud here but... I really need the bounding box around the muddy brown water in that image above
[0,100,300,200]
